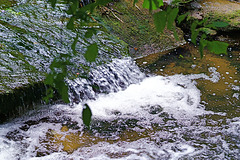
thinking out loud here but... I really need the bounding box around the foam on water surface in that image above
[82,75,207,120]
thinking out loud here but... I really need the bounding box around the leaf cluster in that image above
[189,19,229,58]
[44,53,72,103]
[153,6,179,40]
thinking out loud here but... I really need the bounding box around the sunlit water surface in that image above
[0,58,239,160]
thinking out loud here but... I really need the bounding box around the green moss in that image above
[93,0,185,57]
[206,11,240,28]
[200,0,240,31]
[0,0,16,9]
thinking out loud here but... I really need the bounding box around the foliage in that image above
[44,0,112,103]
[187,19,229,58]
[84,43,98,62]
[154,6,179,40]
[141,0,229,58]
[44,53,71,103]
[141,0,163,11]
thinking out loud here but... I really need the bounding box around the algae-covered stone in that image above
[94,0,186,58]
[190,0,240,31]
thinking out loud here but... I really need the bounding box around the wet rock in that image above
[0,82,47,123]
[0,0,129,122]
[189,0,240,31]
[149,105,163,115]
[6,129,26,141]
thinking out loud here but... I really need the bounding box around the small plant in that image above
[189,19,229,58]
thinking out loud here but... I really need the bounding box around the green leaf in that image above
[54,73,69,103]
[84,43,98,62]
[177,12,189,24]
[153,11,167,33]
[207,41,229,55]
[48,0,57,8]
[43,88,54,103]
[154,0,164,7]
[71,34,79,55]
[67,16,75,30]
[212,21,229,27]
[206,21,229,29]
[167,7,179,30]
[199,27,217,35]
[44,73,54,85]
[199,34,207,58]
[143,0,150,9]
[69,0,79,14]
[143,0,163,11]
[198,18,208,25]
[82,104,92,128]
[191,21,199,45]
[85,28,97,38]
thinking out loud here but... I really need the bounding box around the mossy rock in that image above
[190,0,240,31]
[93,0,186,58]
[0,83,47,123]
[0,0,129,122]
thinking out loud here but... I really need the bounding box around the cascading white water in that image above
[68,58,146,103]
[0,58,239,160]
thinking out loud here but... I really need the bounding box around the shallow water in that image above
[0,57,239,159]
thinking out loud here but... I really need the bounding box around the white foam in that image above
[76,75,210,120]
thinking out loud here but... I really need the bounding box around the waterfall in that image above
[68,58,145,103]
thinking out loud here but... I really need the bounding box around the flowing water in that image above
[0,56,240,159]
[0,0,127,92]
[0,0,240,159]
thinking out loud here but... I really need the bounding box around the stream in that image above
[0,0,240,159]
[0,56,240,159]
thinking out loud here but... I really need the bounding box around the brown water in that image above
[137,44,240,112]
